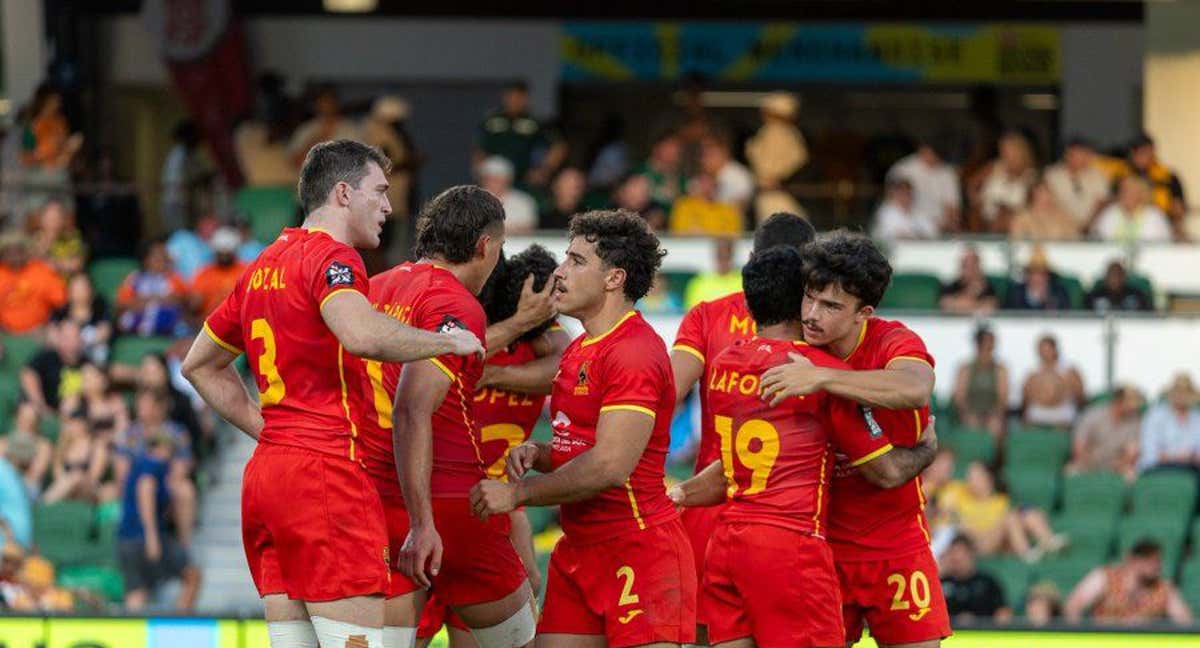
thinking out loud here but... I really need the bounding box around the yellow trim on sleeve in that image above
[671,344,705,363]
[599,404,657,420]
[581,310,638,347]
[886,355,934,370]
[428,357,460,385]
[850,443,894,467]
[203,322,242,354]
[320,287,359,310]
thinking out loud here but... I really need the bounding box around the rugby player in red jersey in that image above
[670,245,935,648]
[761,232,952,647]
[416,245,568,648]
[182,141,482,648]
[471,210,696,648]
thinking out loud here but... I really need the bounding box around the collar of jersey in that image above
[841,320,869,361]
[581,310,637,347]
[304,227,330,236]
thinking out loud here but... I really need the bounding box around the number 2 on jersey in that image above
[714,416,780,496]
[480,423,526,479]
[251,318,286,406]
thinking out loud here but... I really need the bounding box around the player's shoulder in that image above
[702,290,748,315]
[795,341,852,370]
[867,316,920,339]
[602,313,669,365]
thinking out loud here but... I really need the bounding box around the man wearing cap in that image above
[474,81,566,188]
[746,92,808,221]
[191,227,247,318]
[479,156,538,233]
[1043,136,1111,232]
[0,231,67,334]
[1139,373,1200,472]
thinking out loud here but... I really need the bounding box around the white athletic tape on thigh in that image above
[382,626,417,648]
[267,620,319,648]
[469,599,536,648]
[310,615,383,648]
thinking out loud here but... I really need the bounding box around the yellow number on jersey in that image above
[888,570,932,619]
[480,423,526,480]
[715,416,781,496]
[250,318,286,406]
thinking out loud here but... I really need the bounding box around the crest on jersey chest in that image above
[574,360,591,395]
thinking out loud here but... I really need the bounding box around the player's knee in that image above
[468,598,536,648]
[382,626,417,648]
[268,619,319,648]
[310,615,383,648]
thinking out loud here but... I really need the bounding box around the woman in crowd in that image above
[1009,178,1081,241]
[41,416,112,504]
[60,361,129,442]
[0,403,52,498]
[1021,334,1085,429]
[51,274,112,365]
[952,326,1009,439]
[971,131,1038,232]
[938,461,1065,561]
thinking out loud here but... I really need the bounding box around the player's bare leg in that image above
[534,636,605,648]
[711,640,754,648]
[453,580,537,648]
[385,589,428,648]
[447,626,479,647]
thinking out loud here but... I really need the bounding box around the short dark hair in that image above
[135,388,169,408]
[804,231,893,309]
[297,139,392,215]
[505,80,529,94]
[412,185,505,264]
[568,210,665,302]
[950,534,976,553]
[743,246,807,327]
[752,212,816,256]
[481,244,559,341]
[973,325,994,347]
[1131,538,1162,558]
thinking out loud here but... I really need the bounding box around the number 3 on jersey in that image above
[714,416,780,496]
[251,318,286,406]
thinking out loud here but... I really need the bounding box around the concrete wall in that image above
[1060,23,1144,152]
[1145,0,1200,211]
[2,0,47,114]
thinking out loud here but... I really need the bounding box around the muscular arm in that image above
[668,459,726,507]
[479,329,569,395]
[514,410,652,507]
[857,441,937,489]
[1064,567,1106,623]
[761,355,934,410]
[181,333,263,439]
[393,362,452,529]
[670,350,705,411]
[322,291,479,363]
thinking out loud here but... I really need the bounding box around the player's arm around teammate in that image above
[479,328,570,395]
[761,350,934,410]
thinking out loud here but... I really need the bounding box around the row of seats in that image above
[881,272,1155,311]
[33,500,125,603]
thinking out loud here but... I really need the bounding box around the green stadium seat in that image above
[57,564,124,603]
[1091,275,1154,302]
[33,501,95,567]
[1117,513,1187,578]
[1052,511,1117,564]
[234,186,299,245]
[87,257,139,304]
[110,335,175,366]
[1004,464,1058,510]
[1,334,43,371]
[1034,556,1096,597]
[975,556,1032,610]
[878,273,943,311]
[525,506,554,535]
[986,274,1012,304]
[1056,273,1085,310]
[1179,557,1200,611]
[1130,468,1198,518]
[1061,471,1127,519]
[943,426,996,477]
[1005,427,1071,472]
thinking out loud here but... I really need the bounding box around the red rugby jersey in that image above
[672,291,756,472]
[826,317,935,561]
[549,311,677,543]
[473,337,548,480]
[344,262,487,498]
[204,227,370,459]
[708,337,892,536]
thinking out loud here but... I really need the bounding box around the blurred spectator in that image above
[474,81,566,187]
[117,389,196,546]
[1125,132,1187,238]
[42,416,110,504]
[30,200,86,276]
[637,130,685,212]
[937,461,1064,560]
[1004,249,1071,312]
[952,326,1009,439]
[1024,581,1064,627]
[970,131,1037,232]
[1092,176,1172,244]
[0,544,74,612]
[638,273,683,315]
[61,361,129,440]
[287,85,361,168]
[159,121,207,234]
[613,174,666,231]
[479,156,537,234]
[1067,385,1142,481]
[669,174,742,236]
[1044,137,1110,232]
[51,273,113,364]
[938,247,997,315]
[166,213,219,280]
[923,447,958,557]
[235,218,265,263]
[940,534,1011,622]
[745,92,807,221]
[1138,373,1200,472]
[361,96,419,220]
[21,320,84,415]
[18,84,82,219]
[0,404,52,497]
[886,141,960,235]
[1009,179,1080,241]
[117,433,201,612]
[1065,538,1192,625]
[700,133,754,212]
[0,460,32,551]
[234,71,296,188]
[135,353,205,454]
[116,238,189,337]
[873,178,937,241]
[0,230,66,333]
[1086,260,1152,313]
[1021,334,1084,429]
[585,113,630,189]
[191,227,246,318]
[683,238,742,308]
[539,167,586,230]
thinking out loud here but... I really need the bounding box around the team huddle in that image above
[181,140,952,648]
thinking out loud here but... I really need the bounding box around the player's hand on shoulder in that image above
[443,327,485,359]
[470,479,519,521]
[761,351,823,406]
[506,442,540,480]
[398,525,443,588]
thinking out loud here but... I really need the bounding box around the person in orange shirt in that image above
[117,238,190,337]
[0,231,67,334]
[190,228,246,318]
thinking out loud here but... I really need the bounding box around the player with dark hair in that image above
[668,211,815,642]
[471,210,696,648]
[669,245,934,648]
[416,244,569,648]
[761,230,951,648]
[182,140,482,648]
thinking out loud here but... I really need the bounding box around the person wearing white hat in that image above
[478,156,538,234]
[190,227,247,317]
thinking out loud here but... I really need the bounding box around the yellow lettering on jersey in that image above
[474,387,535,407]
[708,368,761,396]
[377,303,414,324]
[247,266,287,292]
[729,314,755,336]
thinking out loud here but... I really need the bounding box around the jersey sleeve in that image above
[597,342,667,421]
[308,242,369,310]
[826,395,894,467]
[879,325,935,370]
[413,287,486,385]
[671,302,707,364]
[203,277,244,354]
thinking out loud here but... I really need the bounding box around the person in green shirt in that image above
[683,237,742,308]
[473,81,566,188]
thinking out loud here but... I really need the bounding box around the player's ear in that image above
[474,234,489,259]
[605,267,627,293]
[856,303,875,323]
[333,181,352,208]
